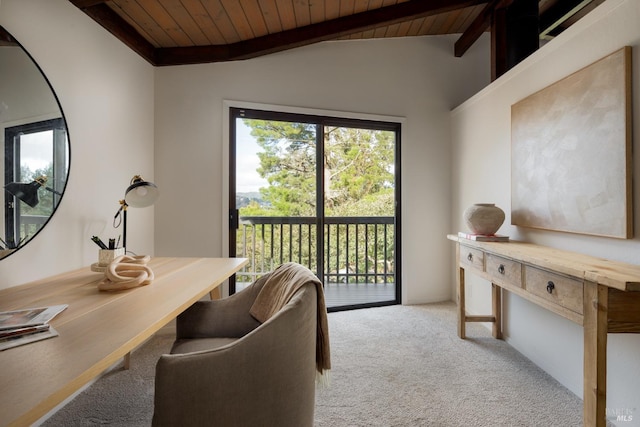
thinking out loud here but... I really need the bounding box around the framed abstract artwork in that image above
[511,47,632,238]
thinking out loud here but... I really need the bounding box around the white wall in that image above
[154,34,490,304]
[451,0,640,419]
[0,0,155,290]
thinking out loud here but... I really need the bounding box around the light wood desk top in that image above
[0,257,248,427]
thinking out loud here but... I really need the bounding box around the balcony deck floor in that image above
[323,282,396,308]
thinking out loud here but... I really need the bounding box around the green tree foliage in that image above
[243,119,395,217]
[246,120,316,216]
[323,126,394,216]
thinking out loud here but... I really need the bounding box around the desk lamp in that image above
[4,175,63,208]
[4,175,62,208]
[113,175,159,252]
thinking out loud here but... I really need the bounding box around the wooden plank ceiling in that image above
[69,0,605,67]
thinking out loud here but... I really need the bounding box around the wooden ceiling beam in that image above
[491,6,507,80]
[454,0,512,57]
[155,0,489,66]
[457,0,594,58]
[492,0,539,80]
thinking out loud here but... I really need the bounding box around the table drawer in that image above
[486,254,522,288]
[525,267,583,314]
[460,245,484,272]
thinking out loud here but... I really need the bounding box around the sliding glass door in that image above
[229,107,401,311]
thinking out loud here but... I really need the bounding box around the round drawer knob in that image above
[467,253,473,262]
[547,281,555,294]
[498,264,505,274]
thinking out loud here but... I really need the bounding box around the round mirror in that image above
[0,26,70,260]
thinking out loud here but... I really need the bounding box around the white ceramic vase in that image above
[463,203,505,235]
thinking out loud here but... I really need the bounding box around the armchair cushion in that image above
[175,273,269,339]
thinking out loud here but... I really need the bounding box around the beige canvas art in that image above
[511,47,632,238]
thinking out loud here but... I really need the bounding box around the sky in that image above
[20,130,52,173]
[236,119,268,194]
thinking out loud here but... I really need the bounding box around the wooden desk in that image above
[0,257,248,427]
[448,235,640,427]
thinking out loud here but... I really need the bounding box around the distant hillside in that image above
[236,192,269,208]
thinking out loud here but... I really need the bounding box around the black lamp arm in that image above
[43,186,63,197]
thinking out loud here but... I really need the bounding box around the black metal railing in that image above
[236,216,394,285]
[21,214,48,232]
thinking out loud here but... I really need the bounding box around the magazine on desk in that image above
[0,304,67,351]
[0,326,59,351]
[0,304,67,330]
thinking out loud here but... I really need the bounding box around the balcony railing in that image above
[236,216,395,286]
[21,214,48,233]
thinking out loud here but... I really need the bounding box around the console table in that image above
[0,257,248,427]
[448,235,640,427]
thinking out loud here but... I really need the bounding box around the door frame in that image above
[222,100,404,305]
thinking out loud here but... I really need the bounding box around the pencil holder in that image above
[98,248,125,267]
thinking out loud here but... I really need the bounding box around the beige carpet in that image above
[41,302,584,426]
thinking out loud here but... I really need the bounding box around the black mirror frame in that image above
[0,25,71,260]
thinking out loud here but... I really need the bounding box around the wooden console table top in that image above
[447,235,640,292]
[0,257,248,427]
[448,235,640,427]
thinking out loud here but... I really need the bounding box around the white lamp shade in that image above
[125,179,159,208]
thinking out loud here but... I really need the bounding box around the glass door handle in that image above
[229,209,240,230]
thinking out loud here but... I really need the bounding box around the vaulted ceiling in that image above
[70,0,604,76]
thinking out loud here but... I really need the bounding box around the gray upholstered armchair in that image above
[152,263,329,427]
